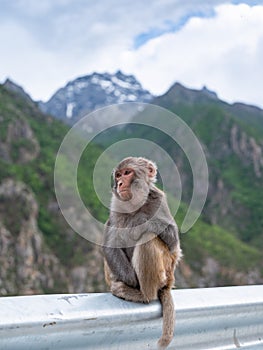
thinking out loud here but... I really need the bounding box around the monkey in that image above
[102,157,182,349]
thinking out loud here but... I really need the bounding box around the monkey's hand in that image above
[121,267,139,288]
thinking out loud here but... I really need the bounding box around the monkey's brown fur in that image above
[103,157,181,349]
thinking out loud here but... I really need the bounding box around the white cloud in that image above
[0,20,65,101]
[0,1,263,108]
[119,3,263,107]
[0,0,226,99]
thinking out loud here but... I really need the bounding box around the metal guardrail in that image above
[0,285,263,350]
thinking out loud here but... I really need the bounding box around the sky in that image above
[0,0,263,108]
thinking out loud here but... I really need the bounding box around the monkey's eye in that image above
[124,169,132,176]
[116,172,121,179]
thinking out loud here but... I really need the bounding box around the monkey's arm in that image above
[130,216,179,253]
[158,224,179,253]
[103,222,139,288]
[150,193,179,252]
[103,246,139,288]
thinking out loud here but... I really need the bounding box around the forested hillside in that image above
[0,84,106,295]
[153,83,263,247]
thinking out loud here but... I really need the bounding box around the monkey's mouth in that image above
[118,189,132,200]
[119,189,129,193]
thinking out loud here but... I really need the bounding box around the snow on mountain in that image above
[39,71,153,124]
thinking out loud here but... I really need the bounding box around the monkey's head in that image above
[111,157,157,212]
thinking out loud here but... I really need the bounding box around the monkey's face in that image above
[114,167,134,201]
[111,157,158,213]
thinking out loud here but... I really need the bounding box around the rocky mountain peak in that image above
[160,82,219,105]
[201,85,218,99]
[3,79,33,104]
[39,70,153,124]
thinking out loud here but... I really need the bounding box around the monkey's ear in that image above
[148,161,157,182]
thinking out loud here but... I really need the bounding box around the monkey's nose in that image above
[118,181,123,188]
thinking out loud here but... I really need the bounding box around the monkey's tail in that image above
[157,287,175,350]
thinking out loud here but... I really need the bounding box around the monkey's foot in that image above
[111,282,150,303]
[111,282,127,300]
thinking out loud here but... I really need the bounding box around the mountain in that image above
[0,78,262,296]
[3,78,33,105]
[0,179,68,295]
[153,83,263,245]
[155,82,263,133]
[0,83,107,295]
[39,70,153,124]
